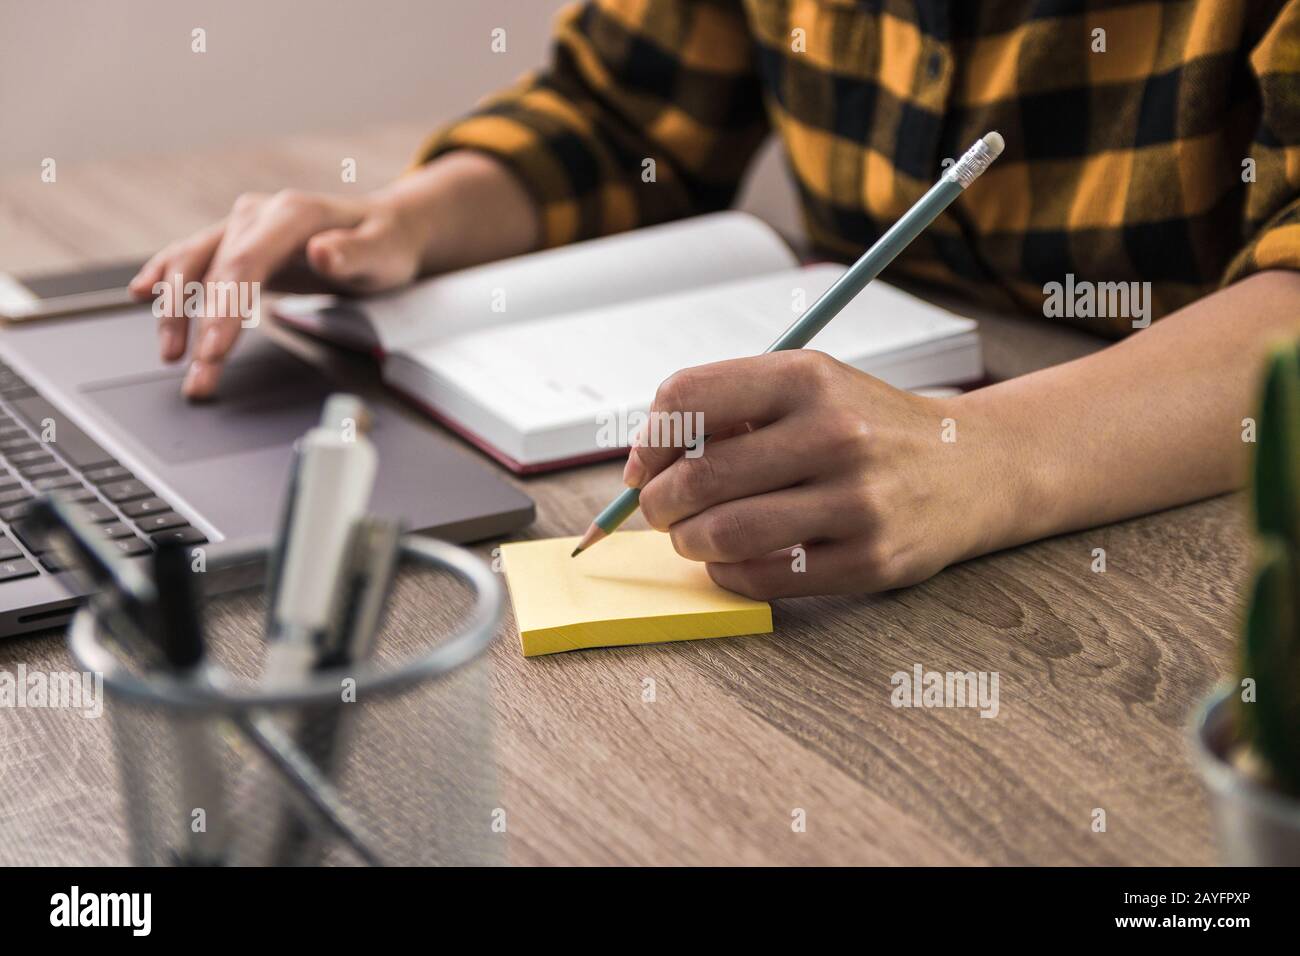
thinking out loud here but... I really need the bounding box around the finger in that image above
[305,227,361,279]
[705,422,752,443]
[129,251,166,300]
[181,359,222,400]
[205,191,365,294]
[305,218,411,290]
[184,194,364,397]
[669,482,864,564]
[625,352,827,488]
[140,223,226,361]
[639,417,821,530]
[133,221,225,302]
[706,539,876,600]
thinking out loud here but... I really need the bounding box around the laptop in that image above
[0,306,535,637]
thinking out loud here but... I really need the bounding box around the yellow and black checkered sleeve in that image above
[1223,0,1300,285]
[412,0,769,249]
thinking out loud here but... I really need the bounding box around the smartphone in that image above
[0,261,144,321]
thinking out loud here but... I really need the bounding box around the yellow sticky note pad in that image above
[499,531,773,657]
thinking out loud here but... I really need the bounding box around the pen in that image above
[272,517,401,865]
[258,394,377,863]
[264,448,302,638]
[572,131,1005,557]
[263,393,377,684]
[26,496,227,864]
[29,494,384,865]
[327,517,402,667]
[152,542,230,866]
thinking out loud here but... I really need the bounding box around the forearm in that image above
[374,151,540,275]
[955,270,1300,556]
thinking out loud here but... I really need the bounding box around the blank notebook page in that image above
[499,531,773,657]
[406,265,976,433]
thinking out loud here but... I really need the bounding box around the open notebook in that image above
[275,212,981,473]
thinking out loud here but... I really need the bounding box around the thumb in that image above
[306,220,412,289]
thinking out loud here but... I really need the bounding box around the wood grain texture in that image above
[0,126,1240,865]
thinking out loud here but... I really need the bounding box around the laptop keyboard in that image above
[0,358,208,583]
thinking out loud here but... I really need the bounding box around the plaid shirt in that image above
[415,0,1300,334]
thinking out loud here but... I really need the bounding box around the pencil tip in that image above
[573,524,607,556]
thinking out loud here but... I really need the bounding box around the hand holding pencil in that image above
[573,133,1005,573]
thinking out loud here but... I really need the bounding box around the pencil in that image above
[573,131,1005,557]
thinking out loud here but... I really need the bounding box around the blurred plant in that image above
[1240,340,1300,795]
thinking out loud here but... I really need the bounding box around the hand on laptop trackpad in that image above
[80,351,341,464]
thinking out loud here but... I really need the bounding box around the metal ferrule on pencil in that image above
[947,132,1004,189]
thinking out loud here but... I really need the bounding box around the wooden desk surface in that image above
[0,125,1241,865]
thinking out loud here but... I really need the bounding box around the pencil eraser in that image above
[982,131,1005,158]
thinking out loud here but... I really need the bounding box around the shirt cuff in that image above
[1223,198,1300,286]
[410,112,596,250]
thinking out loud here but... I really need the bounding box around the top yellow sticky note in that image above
[499,531,773,657]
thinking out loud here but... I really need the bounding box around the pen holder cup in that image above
[67,535,505,867]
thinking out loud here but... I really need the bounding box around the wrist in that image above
[940,387,1059,560]
[371,151,540,276]
[368,165,453,271]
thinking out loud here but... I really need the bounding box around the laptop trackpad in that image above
[80,352,335,464]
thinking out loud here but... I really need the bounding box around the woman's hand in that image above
[625,350,1014,599]
[129,151,539,399]
[129,190,425,397]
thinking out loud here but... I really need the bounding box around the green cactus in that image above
[1239,340,1300,795]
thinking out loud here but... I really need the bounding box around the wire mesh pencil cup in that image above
[67,536,504,867]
